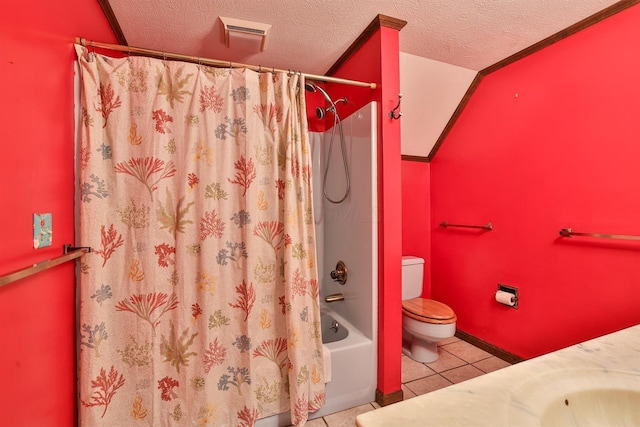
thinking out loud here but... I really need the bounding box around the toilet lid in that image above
[402,298,457,324]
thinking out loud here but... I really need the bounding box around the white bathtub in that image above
[256,306,376,426]
[310,305,377,418]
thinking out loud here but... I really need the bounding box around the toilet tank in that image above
[402,256,424,300]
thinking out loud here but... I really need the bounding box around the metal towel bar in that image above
[0,245,91,288]
[559,228,640,241]
[439,221,493,231]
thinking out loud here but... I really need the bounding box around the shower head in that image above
[305,82,333,105]
[306,81,348,121]
[305,81,340,119]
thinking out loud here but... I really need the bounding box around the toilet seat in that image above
[402,298,457,325]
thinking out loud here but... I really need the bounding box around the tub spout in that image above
[325,293,344,303]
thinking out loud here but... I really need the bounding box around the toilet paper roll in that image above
[495,290,516,306]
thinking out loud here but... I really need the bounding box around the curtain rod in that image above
[75,37,376,89]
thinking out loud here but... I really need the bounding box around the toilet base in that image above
[402,337,439,363]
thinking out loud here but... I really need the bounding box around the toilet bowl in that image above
[402,256,457,363]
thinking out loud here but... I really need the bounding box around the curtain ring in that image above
[127,47,131,62]
[87,41,95,62]
[258,65,262,73]
[162,52,167,67]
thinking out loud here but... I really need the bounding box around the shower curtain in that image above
[75,45,325,426]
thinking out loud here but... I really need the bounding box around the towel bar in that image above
[0,245,91,288]
[439,221,493,231]
[559,228,640,241]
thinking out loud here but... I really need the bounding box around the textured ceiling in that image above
[107,0,620,73]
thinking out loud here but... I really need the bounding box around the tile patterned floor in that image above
[305,336,512,426]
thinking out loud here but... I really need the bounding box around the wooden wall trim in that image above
[401,155,430,162]
[455,329,524,365]
[481,0,640,76]
[92,2,640,162]
[378,15,409,31]
[97,0,128,45]
[427,0,640,161]
[326,14,407,76]
[375,387,404,406]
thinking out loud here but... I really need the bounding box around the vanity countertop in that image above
[356,324,640,427]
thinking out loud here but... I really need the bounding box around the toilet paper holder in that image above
[496,284,518,308]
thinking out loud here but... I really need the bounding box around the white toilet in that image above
[402,256,457,363]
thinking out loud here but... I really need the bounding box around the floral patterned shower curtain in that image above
[75,45,325,426]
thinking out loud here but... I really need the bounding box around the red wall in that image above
[0,2,115,426]
[430,4,640,359]
[401,160,431,296]
[330,26,403,397]
[0,6,401,421]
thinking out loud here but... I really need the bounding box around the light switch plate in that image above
[33,213,52,249]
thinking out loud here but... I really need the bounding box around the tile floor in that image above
[304,336,512,427]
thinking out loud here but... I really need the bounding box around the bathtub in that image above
[310,305,377,418]
[256,305,377,426]
[321,310,349,343]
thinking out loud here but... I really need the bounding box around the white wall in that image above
[400,52,477,157]
[312,102,377,339]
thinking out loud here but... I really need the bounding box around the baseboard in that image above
[455,329,524,365]
[375,388,403,407]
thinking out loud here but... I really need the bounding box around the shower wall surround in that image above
[315,101,378,338]
[313,101,379,415]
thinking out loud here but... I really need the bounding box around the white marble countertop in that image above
[356,324,640,426]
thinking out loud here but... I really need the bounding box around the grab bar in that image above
[559,228,640,241]
[0,244,91,288]
[439,221,493,231]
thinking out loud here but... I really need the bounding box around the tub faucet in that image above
[330,260,348,285]
[325,293,344,303]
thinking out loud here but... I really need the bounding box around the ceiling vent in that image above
[220,17,271,52]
